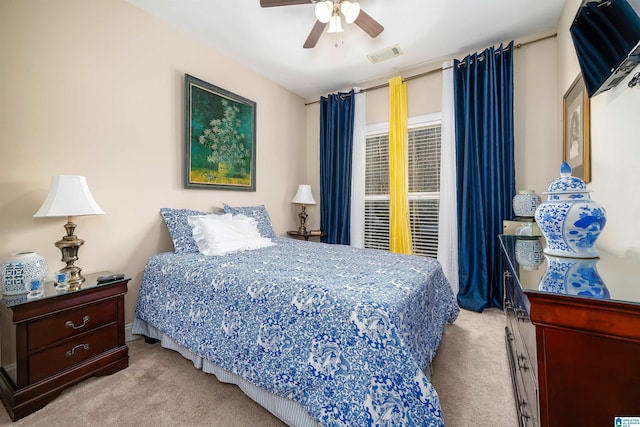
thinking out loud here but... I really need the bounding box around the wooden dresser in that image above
[0,272,129,421]
[500,235,640,427]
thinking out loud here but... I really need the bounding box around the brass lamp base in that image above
[297,205,308,235]
[57,264,85,290]
[55,216,86,290]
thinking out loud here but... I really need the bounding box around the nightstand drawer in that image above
[27,299,118,350]
[28,324,119,383]
[0,273,129,421]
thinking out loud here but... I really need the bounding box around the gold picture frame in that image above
[184,74,256,191]
[563,74,591,183]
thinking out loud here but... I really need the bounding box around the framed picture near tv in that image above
[184,74,256,191]
[563,74,591,183]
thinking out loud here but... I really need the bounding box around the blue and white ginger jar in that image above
[538,255,609,299]
[534,163,606,258]
[513,190,541,218]
[515,237,544,270]
[1,252,48,295]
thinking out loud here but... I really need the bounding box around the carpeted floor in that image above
[0,308,517,426]
[431,308,518,426]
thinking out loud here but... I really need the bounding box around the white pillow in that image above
[188,213,274,256]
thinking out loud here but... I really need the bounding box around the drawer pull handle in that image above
[66,315,90,330]
[515,308,528,321]
[517,354,529,371]
[66,343,90,357]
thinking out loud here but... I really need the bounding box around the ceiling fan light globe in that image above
[341,1,360,24]
[327,14,343,33]
[314,1,333,23]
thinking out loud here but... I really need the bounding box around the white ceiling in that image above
[128,0,566,100]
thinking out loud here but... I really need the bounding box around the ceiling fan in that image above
[259,0,384,49]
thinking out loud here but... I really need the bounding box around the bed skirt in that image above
[132,317,319,427]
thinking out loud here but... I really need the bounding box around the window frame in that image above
[364,113,442,257]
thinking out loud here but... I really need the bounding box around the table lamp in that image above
[34,175,105,289]
[291,184,316,234]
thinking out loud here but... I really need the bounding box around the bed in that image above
[132,207,459,426]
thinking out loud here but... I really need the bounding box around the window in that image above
[364,114,441,257]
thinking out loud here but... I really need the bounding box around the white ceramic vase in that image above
[0,252,48,295]
[534,163,606,258]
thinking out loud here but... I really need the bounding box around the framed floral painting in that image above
[184,74,256,190]
[563,74,590,183]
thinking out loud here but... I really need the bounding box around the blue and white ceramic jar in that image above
[515,237,544,270]
[534,163,606,258]
[0,252,48,295]
[513,190,541,218]
[538,255,609,299]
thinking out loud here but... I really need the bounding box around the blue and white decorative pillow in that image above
[160,208,221,253]
[222,204,276,238]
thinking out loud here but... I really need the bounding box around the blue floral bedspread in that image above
[133,237,459,426]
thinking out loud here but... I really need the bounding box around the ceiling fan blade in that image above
[303,20,327,49]
[354,9,384,38]
[260,0,310,7]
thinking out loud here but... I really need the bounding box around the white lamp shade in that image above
[341,1,361,24]
[327,14,343,33]
[34,175,105,217]
[291,185,316,205]
[314,1,333,23]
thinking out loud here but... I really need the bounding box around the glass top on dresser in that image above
[0,271,128,308]
[499,235,640,305]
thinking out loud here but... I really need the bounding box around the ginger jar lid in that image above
[544,162,588,194]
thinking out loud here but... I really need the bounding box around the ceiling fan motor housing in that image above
[260,0,383,48]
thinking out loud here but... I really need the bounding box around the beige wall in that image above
[303,102,322,231]
[513,34,559,196]
[0,0,307,324]
[3,0,637,328]
[557,0,640,257]
[302,68,444,230]
[302,35,559,232]
[304,6,640,259]
[364,70,444,124]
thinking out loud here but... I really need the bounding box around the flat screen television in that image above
[570,0,640,97]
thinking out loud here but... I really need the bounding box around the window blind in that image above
[364,119,441,257]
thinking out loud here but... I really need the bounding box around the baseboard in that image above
[125,323,141,342]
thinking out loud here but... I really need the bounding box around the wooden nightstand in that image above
[286,230,327,241]
[0,271,129,421]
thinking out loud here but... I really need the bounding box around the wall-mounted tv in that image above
[570,0,640,97]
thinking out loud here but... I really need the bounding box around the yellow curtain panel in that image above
[388,76,413,255]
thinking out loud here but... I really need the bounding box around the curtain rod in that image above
[304,33,557,106]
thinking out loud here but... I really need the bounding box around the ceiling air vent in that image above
[367,44,403,64]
